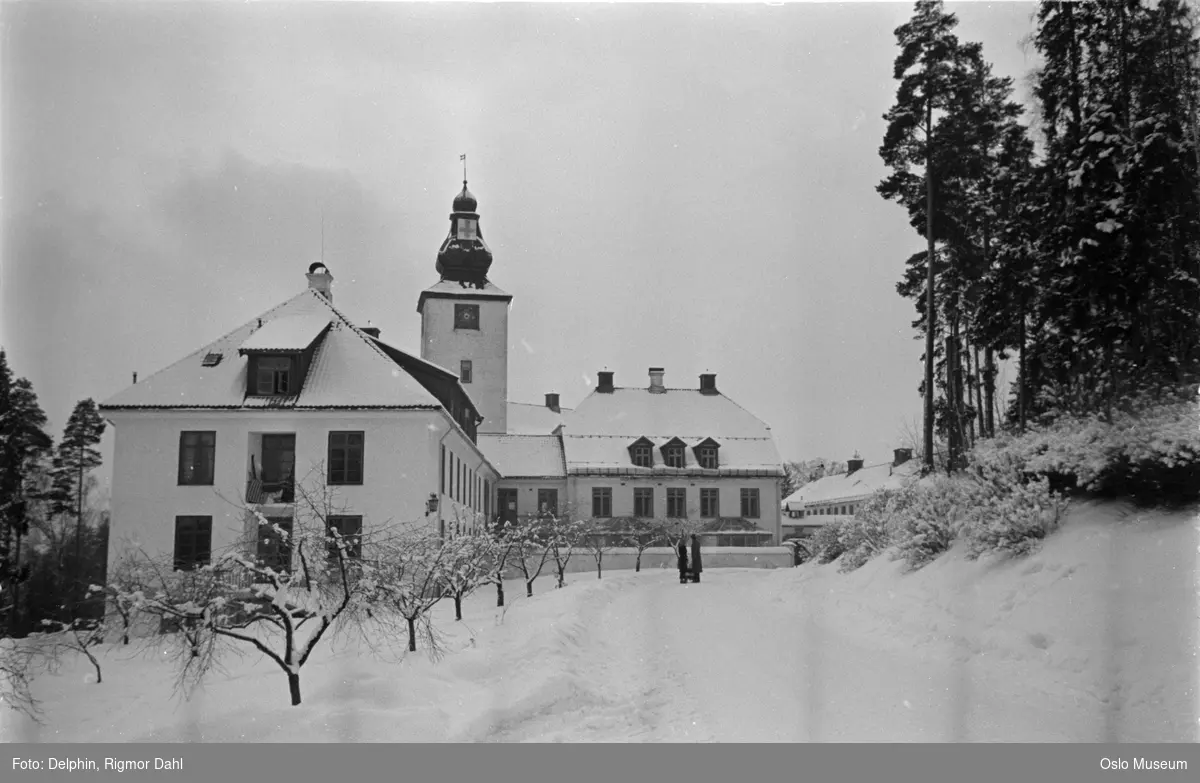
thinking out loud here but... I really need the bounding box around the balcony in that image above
[247,432,295,505]
[246,475,295,505]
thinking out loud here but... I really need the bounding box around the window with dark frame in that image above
[666,488,687,518]
[499,488,518,523]
[633,488,654,518]
[173,516,212,571]
[326,515,363,561]
[664,446,685,469]
[328,431,364,485]
[740,488,761,519]
[255,356,293,396]
[698,446,719,469]
[460,360,473,384]
[440,445,446,495]
[592,487,612,518]
[700,488,720,518]
[178,431,216,485]
[454,304,480,330]
[632,445,653,468]
[537,488,559,516]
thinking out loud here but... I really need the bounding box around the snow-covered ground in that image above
[3,501,1196,742]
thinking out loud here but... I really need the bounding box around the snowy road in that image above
[464,568,1112,743]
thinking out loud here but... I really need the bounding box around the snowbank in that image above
[3,501,1194,742]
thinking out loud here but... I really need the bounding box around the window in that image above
[460,360,473,384]
[178,431,215,486]
[740,488,761,519]
[592,487,612,518]
[328,431,364,485]
[259,434,295,503]
[440,445,446,495]
[173,516,212,571]
[326,515,363,561]
[700,488,719,518]
[664,447,685,469]
[667,488,687,518]
[485,479,491,518]
[201,352,223,367]
[454,304,480,330]
[698,446,719,470]
[256,517,293,575]
[456,217,478,241]
[632,445,652,468]
[538,488,559,516]
[255,356,293,396]
[634,488,654,518]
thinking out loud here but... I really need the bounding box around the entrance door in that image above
[497,488,518,524]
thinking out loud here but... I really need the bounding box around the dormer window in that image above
[255,356,293,396]
[693,438,721,469]
[628,437,654,468]
[661,437,687,468]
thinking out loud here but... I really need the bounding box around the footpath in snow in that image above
[3,501,1196,742]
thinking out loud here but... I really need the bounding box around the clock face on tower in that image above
[455,304,480,330]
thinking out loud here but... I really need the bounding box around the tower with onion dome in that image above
[417,173,512,435]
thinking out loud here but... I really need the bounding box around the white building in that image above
[101,178,786,572]
[780,449,919,539]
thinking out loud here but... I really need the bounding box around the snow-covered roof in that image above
[782,459,921,509]
[238,314,331,353]
[102,288,446,411]
[506,400,571,435]
[477,434,566,478]
[560,387,783,475]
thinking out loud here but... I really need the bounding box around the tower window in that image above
[456,218,478,241]
[455,304,480,330]
[460,360,473,384]
[631,445,652,468]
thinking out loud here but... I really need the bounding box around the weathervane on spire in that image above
[460,153,467,185]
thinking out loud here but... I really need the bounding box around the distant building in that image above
[780,449,918,539]
[101,177,787,574]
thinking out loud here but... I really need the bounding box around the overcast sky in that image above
[1,1,1041,494]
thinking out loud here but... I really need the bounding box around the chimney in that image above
[360,326,381,339]
[545,393,560,413]
[306,262,333,302]
[648,367,665,393]
[847,452,864,474]
[699,373,718,395]
[597,371,614,393]
[893,447,913,467]
[132,371,138,385]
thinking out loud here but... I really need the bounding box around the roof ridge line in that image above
[106,290,312,398]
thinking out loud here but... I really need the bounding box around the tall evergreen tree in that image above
[50,398,106,600]
[0,350,53,635]
[879,0,973,471]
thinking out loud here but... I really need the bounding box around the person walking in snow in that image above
[690,534,703,583]
[677,537,690,584]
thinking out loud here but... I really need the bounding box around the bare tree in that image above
[616,517,664,572]
[112,467,381,706]
[483,519,520,607]
[582,519,617,579]
[543,507,587,589]
[440,526,491,621]
[36,591,106,684]
[513,516,554,598]
[371,525,451,653]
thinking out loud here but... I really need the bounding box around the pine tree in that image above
[50,399,106,602]
[879,0,973,472]
[0,350,53,635]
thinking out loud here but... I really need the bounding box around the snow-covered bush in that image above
[837,491,896,573]
[811,520,849,564]
[961,474,1068,560]
[888,477,978,570]
[974,388,1200,505]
